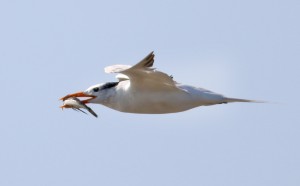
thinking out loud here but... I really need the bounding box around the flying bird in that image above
[60,52,262,114]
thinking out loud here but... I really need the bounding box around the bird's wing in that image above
[104,64,132,74]
[105,65,131,81]
[104,52,176,88]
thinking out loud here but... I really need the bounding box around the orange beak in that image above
[60,92,96,104]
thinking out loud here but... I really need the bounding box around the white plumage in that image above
[61,52,261,114]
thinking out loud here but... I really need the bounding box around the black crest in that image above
[101,82,119,90]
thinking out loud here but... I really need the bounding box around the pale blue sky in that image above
[0,0,299,186]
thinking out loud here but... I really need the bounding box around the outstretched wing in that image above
[131,51,155,69]
[104,64,132,74]
[104,52,176,88]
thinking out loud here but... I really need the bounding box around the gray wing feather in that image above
[104,52,176,87]
[131,51,154,69]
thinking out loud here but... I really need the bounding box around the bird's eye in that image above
[93,87,99,92]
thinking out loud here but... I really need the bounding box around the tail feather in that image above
[224,97,266,103]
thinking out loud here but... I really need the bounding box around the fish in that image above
[60,97,98,118]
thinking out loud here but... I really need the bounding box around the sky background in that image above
[0,0,299,186]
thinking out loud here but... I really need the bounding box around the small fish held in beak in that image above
[60,97,98,118]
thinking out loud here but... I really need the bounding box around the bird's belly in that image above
[108,91,202,114]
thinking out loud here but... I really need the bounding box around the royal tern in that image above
[60,52,261,114]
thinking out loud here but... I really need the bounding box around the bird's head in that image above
[60,82,119,104]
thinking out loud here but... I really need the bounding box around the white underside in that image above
[101,81,226,114]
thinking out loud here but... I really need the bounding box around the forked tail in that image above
[224,97,266,103]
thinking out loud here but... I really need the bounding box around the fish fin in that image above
[73,108,88,115]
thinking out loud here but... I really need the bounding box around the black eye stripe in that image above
[93,87,99,92]
[92,82,119,92]
[101,82,119,90]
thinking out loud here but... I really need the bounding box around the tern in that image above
[60,52,261,114]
